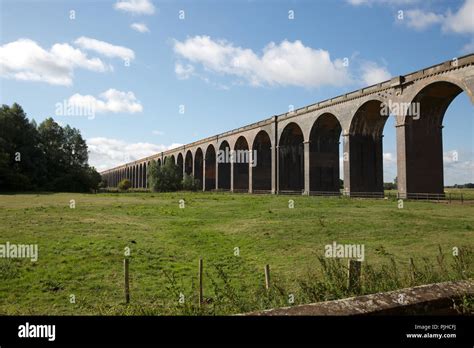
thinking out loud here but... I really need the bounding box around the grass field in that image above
[0,192,473,315]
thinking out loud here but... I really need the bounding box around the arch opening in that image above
[205,145,216,191]
[185,151,193,175]
[177,153,184,180]
[234,136,249,191]
[218,141,231,190]
[194,148,203,190]
[403,81,465,196]
[348,100,388,194]
[309,114,342,192]
[279,123,304,191]
[252,131,272,191]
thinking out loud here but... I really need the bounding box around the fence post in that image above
[124,258,130,304]
[264,264,271,290]
[461,193,464,205]
[347,259,361,293]
[198,258,203,307]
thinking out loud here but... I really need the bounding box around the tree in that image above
[119,179,132,191]
[148,158,182,192]
[182,173,200,191]
[0,103,101,192]
[0,103,46,190]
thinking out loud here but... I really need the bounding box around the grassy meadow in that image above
[0,192,472,315]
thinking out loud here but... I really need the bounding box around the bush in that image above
[148,158,182,192]
[182,173,200,191]
[118,179,132,191]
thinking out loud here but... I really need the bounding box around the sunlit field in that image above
[0,192,472,315]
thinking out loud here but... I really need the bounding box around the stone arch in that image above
[234,136,249,191]
[205,144,216,191]
[177,153,184,180]
[279,122,304,191]
[194,148,204,190]
[185,150,193,175]
[347,100,389,194]
[157,158,162,167]
[252,130,272,191]
[218,141,231,190]
[399,80,469,196]
[309,113,342,192]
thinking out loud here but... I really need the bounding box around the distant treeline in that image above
[0,103,101,192]
[446,183,474,189]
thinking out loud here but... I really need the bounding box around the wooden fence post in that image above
[347,259,361,292]
[264,264,271,290]
[124,258,130,304]
[198,258,203,307]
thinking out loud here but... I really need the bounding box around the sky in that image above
[0,0,473,184]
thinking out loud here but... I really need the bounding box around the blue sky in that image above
[1,0,473,184]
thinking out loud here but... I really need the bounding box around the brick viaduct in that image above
[101,54,474,199]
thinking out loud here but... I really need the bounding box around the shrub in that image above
[118,179,132,191]
[148,158,182,192]
[182,173,200,191]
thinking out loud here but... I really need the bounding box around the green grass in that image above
[0,192,472,315]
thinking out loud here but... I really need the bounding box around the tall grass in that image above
[90,245,472,315]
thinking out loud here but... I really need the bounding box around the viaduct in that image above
[101,54,474,199]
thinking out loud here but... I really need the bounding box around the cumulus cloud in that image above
[404,9,444,30]
[443,0,474,34]
[173,36,351,88]
[67,89,143,114]
[397,0,474,35]
[130,22,150,33]
[443,150,474,185]
[88,137,182,171]
[74,37,135,61]
[347,0,420,6]
[114,0,155,15]
[0,39,109,86]
[175,63,195,79]
[360,61,391,85]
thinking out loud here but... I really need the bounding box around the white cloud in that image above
[383,152,397,182]
[443,150,474,185]
[152,130,164,135]
[114,0,155,15]
[398,0,474,35]
[443,0,474,34]
[347,0,420,6]
[173,36,351,88]
[360,61,391,85]
[175,63,195,79]
[67,89,143,114]
[0,39,109,86]
[88,137,182,171]
[405,9,444,30]
[130,22,150,33]
[74,37,135,61]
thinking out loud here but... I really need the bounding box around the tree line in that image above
[0,103,101,192]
